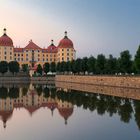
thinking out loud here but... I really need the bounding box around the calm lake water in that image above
[0,83,140,140]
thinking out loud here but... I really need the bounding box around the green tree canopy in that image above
[135,45,140,73]
[43,62,50,74]
[36,64,43,75]
[0,61,8,75]
[9,61,19,75]
[50,62,56,73]
[105,55,118,74]
[87,56,96,73]
[81,57,88,74]
[22,64,29,73]
[95,54,106,74]
[118,50,132,73]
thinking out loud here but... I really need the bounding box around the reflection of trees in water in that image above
[118,99,133,123]
[34,85,43,96]
[134,101,140,130]
[41,88,140,130]
[0,85,140,131]
[0,87,8,99]
[9,87,19,99]
[22,87,28,96]
[0,87,19,99]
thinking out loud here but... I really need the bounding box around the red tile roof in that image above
[47,44,58,53]
[24,40,42,50]
[58,32,73,48]
[0,34,13,47]
[14,48,24,52]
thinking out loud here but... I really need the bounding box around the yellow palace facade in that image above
[0,28,76,68]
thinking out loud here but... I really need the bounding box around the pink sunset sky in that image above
[0,0,140,58]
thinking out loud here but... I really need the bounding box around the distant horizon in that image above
[0,0,140,58]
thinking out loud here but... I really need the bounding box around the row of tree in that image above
[0,61,19,75]
[0,46,140,75]
[37,46,140,75]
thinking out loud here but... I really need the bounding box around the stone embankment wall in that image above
[0,77,30,83]
[31,76,55,84]
[55,75,140,88]
[0,76,55,84]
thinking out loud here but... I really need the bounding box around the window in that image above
[4,56,6,60]
[14,54,16,56]
[26,50,28,52]
[18,54,20,56]
[62,49,64,51]
[21,58,23,61]
[26,58,28,61]
[62,53,64,56]
[67,57,69,61]
[67,49,69,51]
[26,54,28,57]
[62,57,64,61]
[4,52,6,55]
[67,53,69,56]
[15,58,16,61]
[21,54,23,56]
[46,59,48,61]
[38,58,40,61]
[10,52,12,55]
[10,56,12,60]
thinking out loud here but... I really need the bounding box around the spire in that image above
[51,39,54,46]
[3,28,7,36]
[3,120,7,129]
[51,108,54,116]
[64,31,68,38]
[65,118,68,125]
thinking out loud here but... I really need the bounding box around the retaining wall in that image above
[55,75,140,88]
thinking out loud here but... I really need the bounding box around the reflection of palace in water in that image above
[1,83,140,131]
[0,84,73,128]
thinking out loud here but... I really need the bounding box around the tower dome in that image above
[47,40,57,53]
[0,28,13,47]
[58,31,73,48]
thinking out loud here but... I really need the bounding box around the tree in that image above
[50,62,56,73]
[105,55,118,74]
[36,64,43,75]
[87,56,96,73]
[43,62,50,74]
[95,54,106,74]
[118,50,132,73]
[72,58,82,74]
[135,45,140,73]
[66,61,72,73]
[81,57,88,74]
[9,61,19,75]
[0,61,8,75]
[22,64,29,73]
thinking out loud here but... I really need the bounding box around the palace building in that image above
[0,28,76,67]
